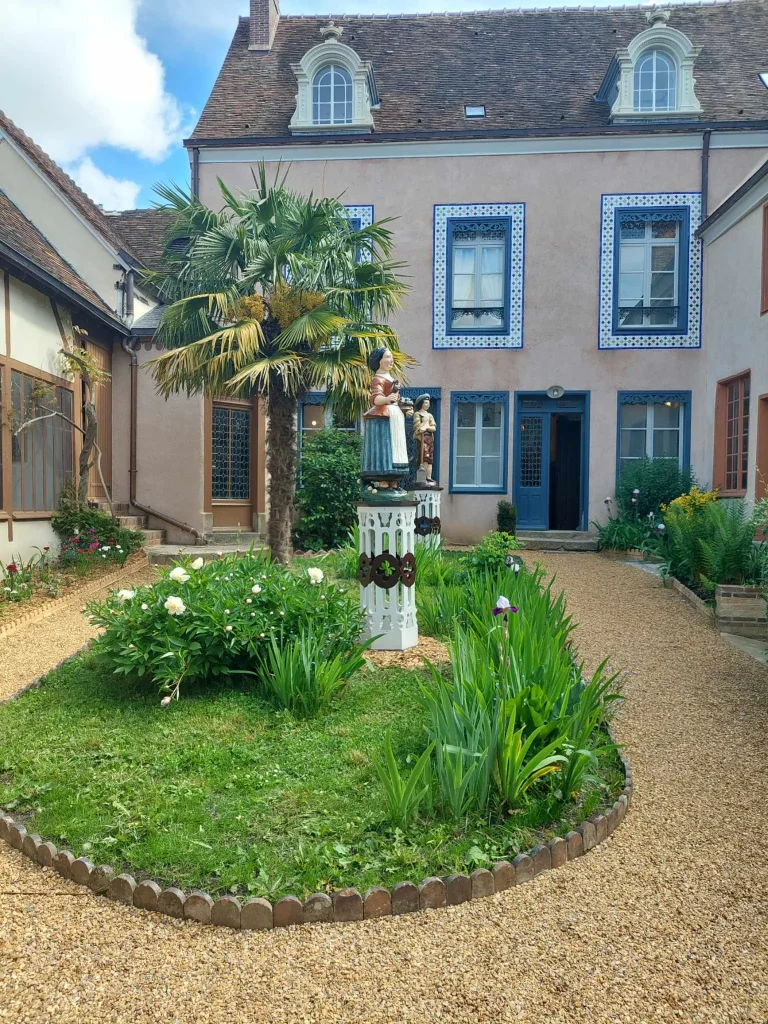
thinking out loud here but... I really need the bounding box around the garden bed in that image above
[0,650,625,905]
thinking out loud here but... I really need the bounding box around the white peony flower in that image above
[251,585,262,595]
[169,567,190,583]
[141,603,149,611]
[225,624,233,632]
[307,567,324,585]
[164,596,186,616]
[161,696,172,707]
[191,557,205,571]
[246,598,252,604]
[116,589,135,603]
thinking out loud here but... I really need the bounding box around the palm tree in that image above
[145,167,411,562]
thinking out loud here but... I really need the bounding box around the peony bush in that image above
[86,552,365,705]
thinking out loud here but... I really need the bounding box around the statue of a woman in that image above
[412,394,438,487]
[361,347,412,498]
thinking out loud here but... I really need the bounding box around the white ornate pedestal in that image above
[413,487,442,549]
[357,501,418,650]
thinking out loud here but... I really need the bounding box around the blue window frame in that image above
[612,207,691,336]
[616,390,692,479]
[449,391,509,494]
[446,217,512,337]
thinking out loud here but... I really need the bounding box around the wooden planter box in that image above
[715,585,768,640]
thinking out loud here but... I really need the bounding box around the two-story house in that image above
[177,0,768,543]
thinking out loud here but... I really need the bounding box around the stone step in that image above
[518,530,599,553]
[116,515,148,530]
[146,543,267,566]
[92,501,130,514]
[141,529,166,548]
[204,531,264,547]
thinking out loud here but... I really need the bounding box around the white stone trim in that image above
[611,22,702,121]
[289,32,373,135]
[197,131,768,164]
[700,172,768,243]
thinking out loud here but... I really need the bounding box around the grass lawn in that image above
[0,650,623,901]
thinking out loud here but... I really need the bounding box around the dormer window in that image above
[313,65,353,125]
[290,22,375,135]
[606,10,702,122]
[634,50,677,113]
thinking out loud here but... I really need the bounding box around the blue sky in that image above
[1,0,638,210]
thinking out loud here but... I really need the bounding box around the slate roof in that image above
[108,209,177,272]
[0,189,124,328]
[190,1,768,144]
[0,110,140,260]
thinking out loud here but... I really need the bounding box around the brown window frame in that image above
[713,371,751,497]
[762,203,768,316]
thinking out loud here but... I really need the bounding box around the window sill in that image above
[11,511,55,520]
[717,489,747,499]
[449,487,506,495]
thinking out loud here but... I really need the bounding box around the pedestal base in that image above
[413,487,442,549]
[358,502,418,651]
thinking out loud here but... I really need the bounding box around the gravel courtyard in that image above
[0,553,766,1024]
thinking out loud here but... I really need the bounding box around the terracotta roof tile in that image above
[108,209,177,272]
[0,190,121,324]
[191,2,768,142]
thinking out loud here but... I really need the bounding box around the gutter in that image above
[701,129,712,221]
[120,337,206,545]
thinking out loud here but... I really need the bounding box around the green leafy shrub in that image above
[615,458,694,518]
[464,531,521,575]
[496,500,518,535]
[87,552,364,702]
[294,428,363,550]
[594,514,659,553]
[52,486,143,567]
[662,498,768,591]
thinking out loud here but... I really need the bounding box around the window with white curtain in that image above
[452,399,506,490]
[617,214,682,329]
[449,219,509,332]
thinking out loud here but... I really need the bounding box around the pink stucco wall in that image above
[201,143,766,542]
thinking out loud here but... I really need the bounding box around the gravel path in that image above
[1,554,766,1024]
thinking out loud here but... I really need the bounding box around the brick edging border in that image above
[0,554,149,639]
[663,574,714,622]
[0,648,633,928]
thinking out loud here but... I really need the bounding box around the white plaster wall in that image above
[696,203,768,501]
[0,137,122,313]
[8,278,71,377]
[0,519,58,567]
[202,144,765,542]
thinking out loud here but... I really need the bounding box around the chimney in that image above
[249,0,280,51]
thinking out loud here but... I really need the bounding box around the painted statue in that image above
[412,394,438,487]
[361,347,413,498]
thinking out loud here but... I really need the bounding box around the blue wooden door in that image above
[515,411,550,529]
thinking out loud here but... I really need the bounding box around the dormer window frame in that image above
[289,25,375,135]
[610,14,702,122]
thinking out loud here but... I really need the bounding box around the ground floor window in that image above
[617,391,691,477]
[714,373,750,495]
[450,391,508,493]
[299,393,360,458]
[10,369,73,512]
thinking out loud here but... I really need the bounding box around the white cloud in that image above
[0,0,184,163]
[67,157,141,211]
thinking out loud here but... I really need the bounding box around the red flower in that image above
[43,546,50,552]
[6,563,18,574]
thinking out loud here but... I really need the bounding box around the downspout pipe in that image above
[120,337,206,544]
[701,129,712,221]
[191,147,200,199]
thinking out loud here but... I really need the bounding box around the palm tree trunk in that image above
[266,388,297,563]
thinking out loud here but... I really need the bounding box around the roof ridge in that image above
[0,108,140,262]
[277,0,768,18]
